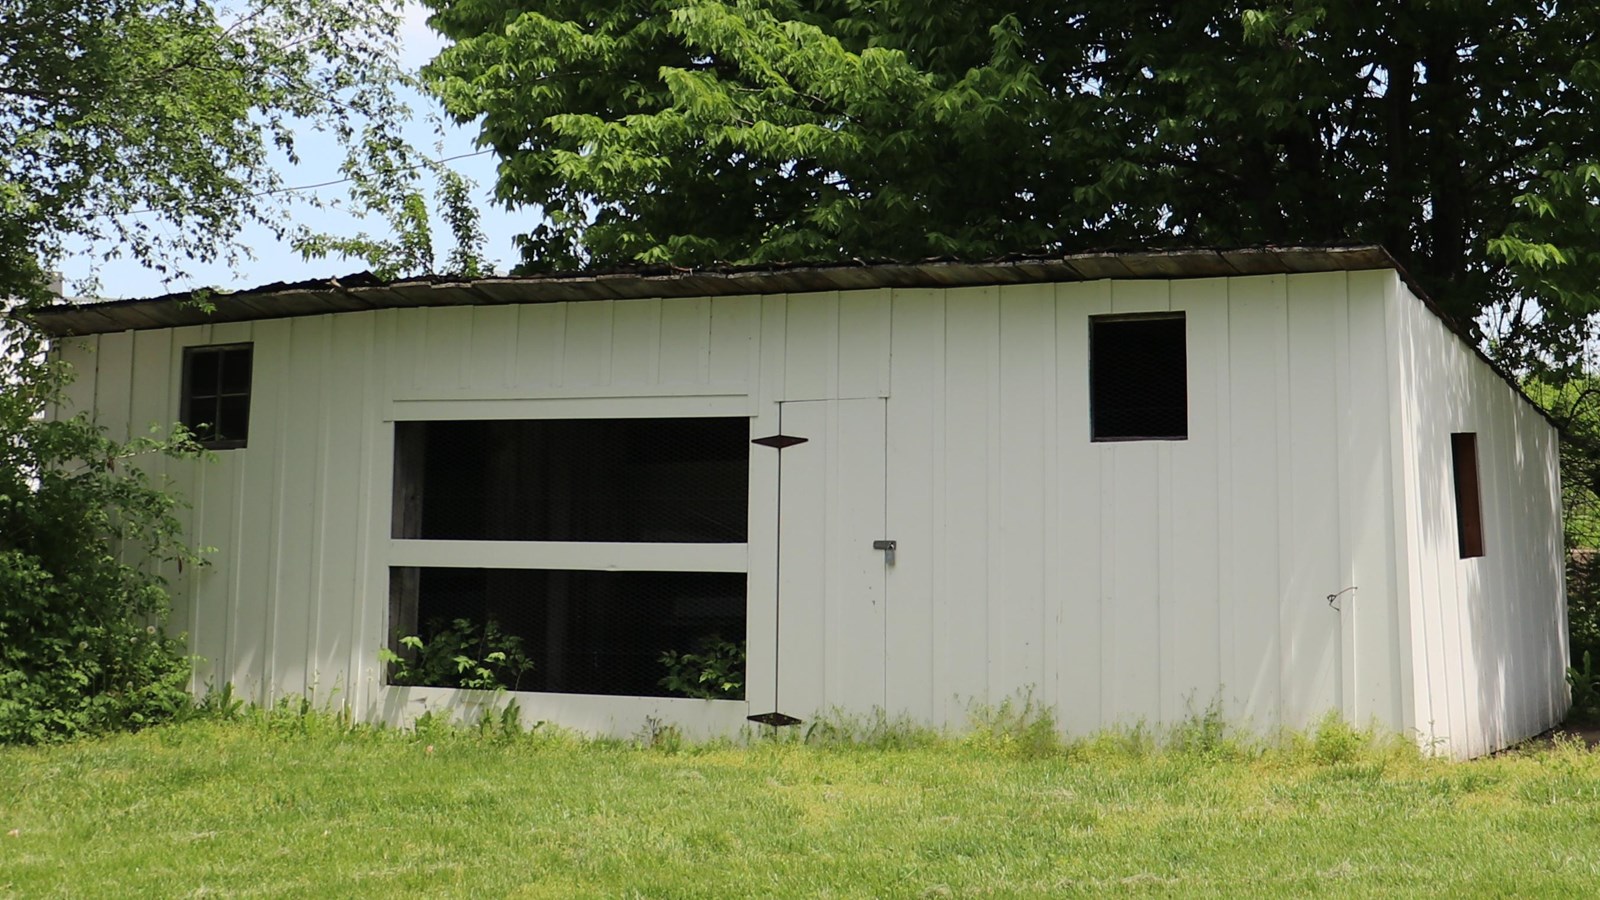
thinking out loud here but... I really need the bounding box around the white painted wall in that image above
[52,270,1565,752]
[1387,275,1569,758]
[862,274,1407,736]
[53,299,764,736]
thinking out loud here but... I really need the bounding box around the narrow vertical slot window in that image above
[1451,432,1485,559]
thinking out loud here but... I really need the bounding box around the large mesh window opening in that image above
[389,417,751,698]
[1090,314,1188,441]
[390,568,747,698]
[392,418,749,542]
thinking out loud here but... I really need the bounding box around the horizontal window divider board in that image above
[376,685,750,739]
[777,392,892,402]
[390,382,752,402]
[388,539,750,573]
[386,393,754,422]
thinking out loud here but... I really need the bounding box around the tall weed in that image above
[965,692,1063,758]
[799,709,942,750]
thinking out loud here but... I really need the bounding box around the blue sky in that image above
[59,4,529,300]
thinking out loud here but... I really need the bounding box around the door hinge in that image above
[752,434,808,449]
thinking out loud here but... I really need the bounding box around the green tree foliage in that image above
[0,0,467,740]
[0,332,206,742]
[423,0,1600,361]
[1527,376,1600,670]
[1,0,486,296]
[1526,378,1600,550]
[3,0,395,295]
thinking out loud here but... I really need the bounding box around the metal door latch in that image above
[872,540,897,566]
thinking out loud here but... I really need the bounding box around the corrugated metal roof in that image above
[16,242,1560,430]
[25,245,1398,337]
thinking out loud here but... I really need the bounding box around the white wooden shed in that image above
[34,246,1568,757]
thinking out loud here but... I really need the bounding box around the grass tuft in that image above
[964,692,1063,758]
[798,708,944,750]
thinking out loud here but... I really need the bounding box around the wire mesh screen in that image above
[390,567,747,698]
[392,418,749,542]
[1089,314,1188,440]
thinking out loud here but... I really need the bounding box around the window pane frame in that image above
[391,417,751,543]
[386,414,754,700]
[181,343,253,449]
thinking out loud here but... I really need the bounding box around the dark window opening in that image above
[392,418,749,543]
[1452,432,1485,559]
[388,567,746,698]
[181,344,253,448]
[1090,314,1187,441]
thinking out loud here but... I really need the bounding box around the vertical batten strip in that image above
[940,286,996,710]
[1054,279,1108,734]
[1383,271,1425,741]
[353,309,394,715]
[982,285,1004,706]
[307,315,335,701]
[995,284,1051,704]
[741,294,784,718]
[926,291,952,726]
[1333,272,1359,723]
[1271,275,1293,732]
[1166,277,1223,723]
[1038,288,1060,720]
[884,288,941,722]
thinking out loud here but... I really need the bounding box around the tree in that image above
[422,0,1600,366]
[0,0,466,740]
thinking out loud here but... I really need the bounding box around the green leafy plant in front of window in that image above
[659,637,745,700]
[380,618,533,691]
[1568,651,1600,725]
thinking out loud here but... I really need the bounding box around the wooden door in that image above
[770,398,888,721]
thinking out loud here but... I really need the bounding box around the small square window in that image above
[182,344,252,448]
[1090,314,1187,441]
[1451,432,1485,559]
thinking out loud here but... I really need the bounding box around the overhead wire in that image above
[111,148,496,217]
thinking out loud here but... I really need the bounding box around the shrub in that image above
[0,318,204,742]
[1568,651,1600,724]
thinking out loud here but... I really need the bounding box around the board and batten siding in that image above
[870,272,1404,735]
[52,299,767,736]
[48,269,1564,749]
[1387,275,1568,758]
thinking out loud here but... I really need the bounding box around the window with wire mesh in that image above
[389,568,747,699]
[181,343,253,448]
[1089,314,1187,441]
[387,416,750,697]
[391,418,749,542]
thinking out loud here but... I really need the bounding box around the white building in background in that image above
[31,246,1567,757]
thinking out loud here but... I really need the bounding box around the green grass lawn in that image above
[2,711,1600,898]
